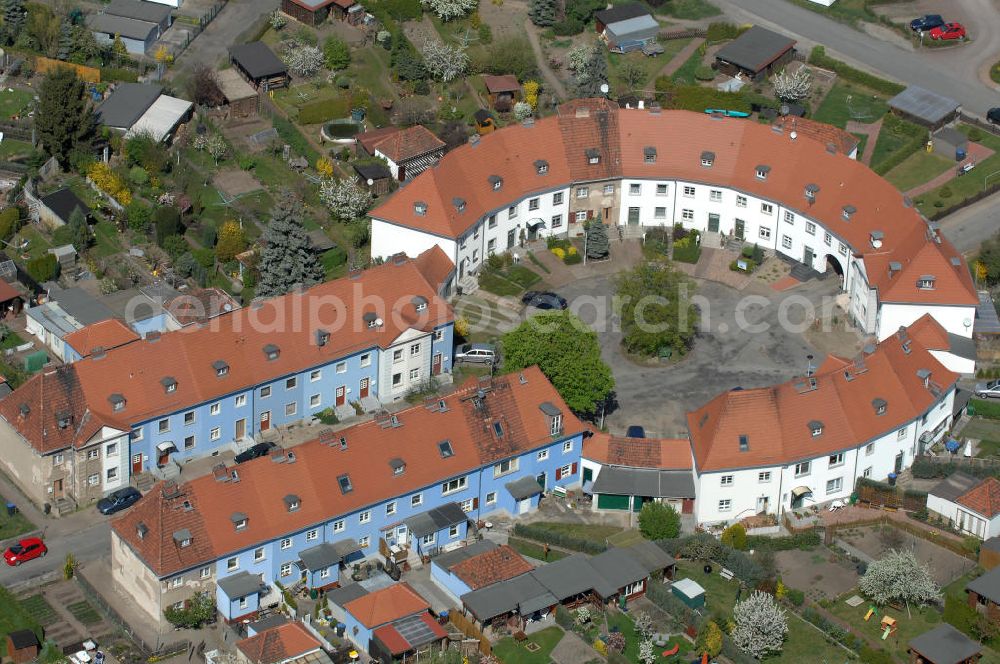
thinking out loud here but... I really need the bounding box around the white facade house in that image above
[688,316,958,525]
[928,473,1000,540]
[369,101,978,343]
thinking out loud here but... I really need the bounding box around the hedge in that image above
[970,398,1000,420]
[0,207,21,241]
[298,96,352,125]
[871,114,927,176]
[745,531,821,551]
[808,46,905,96]
[705,22,749,43]
[511,523,608,554]
[911,457,1000,480]
[661,82,753,114]
[100,67,139,83]
[272,116,320,163]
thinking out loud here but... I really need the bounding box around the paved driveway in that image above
[175,0,278,70]
[557,274,846,437]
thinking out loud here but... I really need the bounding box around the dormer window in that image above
[452,197,466,213]
[316,330,330,347]
[739,435,749,451]
[755,165,770,180]
[56,410,71,429]
[701,151,715,167]
[539,401,562,435]
[363,312,378,328]
[872,398,887,415]
[870,231,884,249]
[438,440,454,458]
[212,360,229,377]
[808,420,823,437]
[585,148,600,165]
[805,183,819,201]
[337,474,353,494]
[109,393,126,412]
[137,523,148,540]
[414,201,428,216]
[534,160,549,175]
[842,205,856,220]
[488,175,502,191]
[173,529,192,548]
[283,494,300,512]
[389,457,406,475]
[411,296,428,312]
[161,376,177,394]
[644,146,657,163]
[263,344,280,361]
[917,275,935,290]
[231,512,248,530]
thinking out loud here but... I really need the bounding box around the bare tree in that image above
[188,65,225,107]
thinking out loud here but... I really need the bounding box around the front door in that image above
[734,219,745,240]
[603,207,611,221]
[359,377,370,398]
[627,207,640,225]
[803,246,814,266]
[536,472,546,491]
[507,229,516,249]
[681,498,694,514]
[335,386,346,406]
[432,353,442,376]
[157,447,171,467]
[458,259,465,279]
[52,478,63,498]
[131,454,142,474]
[235,418,246,440]
[396,526,408,547]
[756,496,769,514]
[894,452,904,474]
[708,213,720,233]
[260,411,270,432]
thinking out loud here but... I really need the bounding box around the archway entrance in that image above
[825,254,844,278]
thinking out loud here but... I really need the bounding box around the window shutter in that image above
[555,467,562,481]
[587,210,594,219]
[571,463,578,475]
[472,497,479,510]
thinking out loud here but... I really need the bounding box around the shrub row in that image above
[298,96,352,125]
[799,607,865,654]
[705,22,749,43]
[511,523,607,554]
[0,207,21,241]
[272,116,320,163]
[655,79,753,114]
[970,398,1000,420]
[871,114,927,176]
[745,531,821,551]
[100,67,139,83]
[911,457,1000,480]
[808,46,905,96]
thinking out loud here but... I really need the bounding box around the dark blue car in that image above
[910,14,944,32]
[626,426,645,438]
[97,487,142,515]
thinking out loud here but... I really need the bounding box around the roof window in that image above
[56,410,72,429]
[805,183,819,202]
[917,275,935,290]
[337,474,353,494]
[411,296,428,311]
[739,435,749,452]
[452,197,466,213]
[109,393,126,412]
[870,231,884,249]
[438,440,454,458]
[389,458,406,475]
[231,512,248,530]
[842,205,856,220]
[263,344,280,361]
[316,330,330,347]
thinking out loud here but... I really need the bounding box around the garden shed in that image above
[280,0,358,26]
[35,188,91,228]
[888,86,959,130]
[217,69,259,118]
[603,15,660,53]
[354,163,393,198]
[87,13,159,54]
[229,42,289,91]
[5,630,40,664]
[714,26,797,81]
[96,83,162,132]
[908,624,981,664]
[670,578,705,609]
[482,75,520,111]
[126,94,193,143]
[103,0,172,35]
[594,3,650,34]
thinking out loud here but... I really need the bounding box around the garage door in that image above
[597,493,630,510]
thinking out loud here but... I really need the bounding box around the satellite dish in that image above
[599,83,610,95]
[374,318,383,327]
[367,178,374,186]
[789,131,797,140]
[964,318,972,329]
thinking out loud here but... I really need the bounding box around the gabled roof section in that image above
[583,433,692,470]
[372,125,445,163]
[412,246,454,295]
[63,319,140,357]
[450,544,533,590]
[957,477,1000,519]
[688,315,959,472]
[40,188,91,222]
[595,2,650,26]
[343,583,429,629]
[715,26,796,73]
[482,75,519,94]
[229,42,287,80]
[236,622,322,664]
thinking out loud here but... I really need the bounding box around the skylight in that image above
[438,440,454,458]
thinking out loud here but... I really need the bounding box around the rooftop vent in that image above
[437,399,448,412]
[263,344,280,361]
[230,469,240,483]
[212,360,229,377]
[518,373,527,385]
[160,376,177,394]
[286,451,296,463]
[340,436,348,450]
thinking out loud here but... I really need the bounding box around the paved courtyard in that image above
[837,524,975,585]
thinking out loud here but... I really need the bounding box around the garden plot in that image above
[837,525,974,585]
[213,169,264,198]
[775,547,861,602]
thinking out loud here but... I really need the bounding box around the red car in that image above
[4,537,47,566]
[929,23,966,40]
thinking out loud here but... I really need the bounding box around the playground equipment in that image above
[864,606,877,621]
[880,616,897,640]
[661,643,679,657]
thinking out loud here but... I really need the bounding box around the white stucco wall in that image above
[877,303,976,340]
[370,219,457,263]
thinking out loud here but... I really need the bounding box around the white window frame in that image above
[227,557,239,571]
[718,499,732,512]
[782,235,793,250]
[759,227,771,240]
[562,440,573,453]
[794,461,810,477]
[537,449,549,461]
[826,477,843,495]
[235,394,247,408]
[761,203,773,215]
[442,477,467,495]
[333,520,345,533]
[720,475,733,486]
[359,510,371,524]
[683,185,695,198]
[736,195,747,208]
[758,471,771,483]
[411,493,423,508]
[210,403,220,416]
[829,453,844,468]
[486,492,497,505]
[360,353,371,367]
[280,538,292,550]
[280,563,292,577]
[306,529,319,541]
[253,547,265,562]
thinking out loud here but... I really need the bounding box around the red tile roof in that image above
[687,315,959,472]
[958,478,1000,518]
[344,583,429,629]
[371,102,975,308]
[372,613,447,655]
[111,367,584,577]
[166,288,241,326]
[63,319,140,357]
[236,622,321,664]
[0,279,21,303]
[583,433,692,470]
[772,116,859,157]
[357,127,402,155]
[57,257,451,428]
[413,246,454,294]
[450,544,533,590]
[482,75,519,94]
[371,126,445,164]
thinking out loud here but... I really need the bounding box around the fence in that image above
[34,56,101,82]
[659,28,706,41]
[856,482,926,512]
[75,567,191,658]
[0,120,34,143]
[959,111,1000,138]
[166,0,227,59]
[824,514,977,561]
[447,611,491,656]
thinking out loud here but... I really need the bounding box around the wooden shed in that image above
[482,75,520,111]
[217,69,259,118]
[5,629,40,664]
[229,42,289,91]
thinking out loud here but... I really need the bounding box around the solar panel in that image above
[392,615,438,648]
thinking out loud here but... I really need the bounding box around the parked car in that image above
[522,291,568,310]
[929,23,966,40]
[96,487,142,515]
[909,14,944,32]
[454,343,497,365]
[4,537,47,566]
[234,441,277,464]
[988,108,1000,124]
[626,426,646,438]
[975,380,1000,398]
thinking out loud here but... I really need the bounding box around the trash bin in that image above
[439,610,449,625]
[957,146,967,161]
[336,623,346,637]
[887,472,898,486]
[5,502,15,516]
[968,402,976,416]
[309,588,318,600]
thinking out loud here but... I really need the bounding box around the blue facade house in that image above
[429,540,533,603]
[340,583,447,659]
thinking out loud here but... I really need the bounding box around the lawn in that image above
[656,0,721,19]
[320,246,348,280]
[0,88,34,119]
[0,587,42,657]
[0,330,22,350]
[852,133,868,158]
[669,49,704,85]
[92,220,122,258]
[66,600,102,625]
[529,521,624,541]
[478,265,541,297]
[870,117,925,173]
[0,492,34,540]
[508,536,568,562]
[812,80,888,129]
[609,40,692,94]
[884,150,953,192]
[493,625,564,664]
[0,138,33,161]
[19,595,57,626]
[916,125,1000,217]
[829,589,947,662]
[15,225,53,261]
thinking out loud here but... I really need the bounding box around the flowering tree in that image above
[605,631,626,654]
[285,45,324,77]
[771,67,812,103]
[319,178,373,221]
[421,0,476,21]
[731,591,787,659]
[859,549,940,607]
[269,10,287,30]
[633,612,653,640]
[567,43,608,97]
[513,101,532,121]
[420,40,468,82]
[523,80,540,108]
[638,640,657,664]
[206,134,228,165]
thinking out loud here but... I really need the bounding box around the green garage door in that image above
[597,493,630,510]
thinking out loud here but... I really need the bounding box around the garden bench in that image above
[719,568,734,581]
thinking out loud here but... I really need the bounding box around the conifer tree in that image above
[255,194,323,299]
[528,0,556,27]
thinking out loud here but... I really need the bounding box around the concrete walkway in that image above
[845,118,883,166]
[549,630,596,664]
[524,20,569,101]
[658,37,706,79]
[905,142,996,198]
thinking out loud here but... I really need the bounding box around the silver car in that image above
[454,343,496,365]
[975,379,1000,398]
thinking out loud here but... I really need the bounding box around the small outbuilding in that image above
[36,188,92,229]
[482,75,520,111]
[594,3,650,34]
[88,13,158,54]
[217,68,259,118]
[280,0,359,25]
[603,14,660,53]
[229,42,290,91]
[104,0,172,34]
[126,94,194,143]
[5,629,40,664]
[714,26,797,81]
[888,85,959,130]
[670,578,705,609]
[908,623,981,664]
[353,163,393,198]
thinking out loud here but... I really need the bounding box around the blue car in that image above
[910,14,944,32]
[97,487,142,515]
